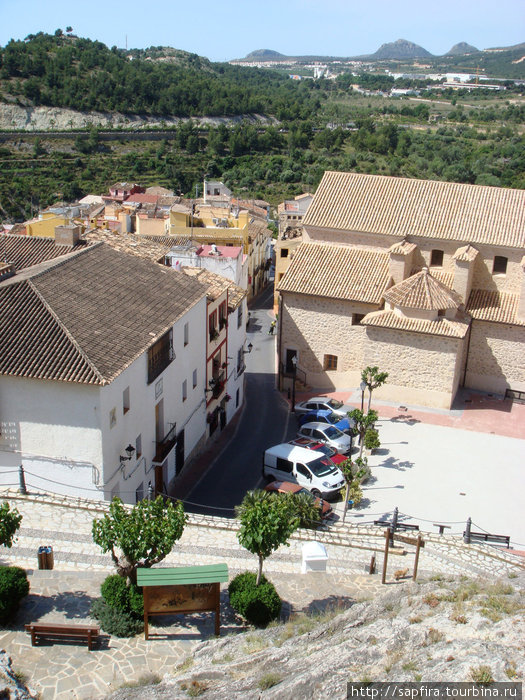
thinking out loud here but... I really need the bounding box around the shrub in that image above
[90,598,143,637]
[0,566,29,625]
[228,572,281,627]
[100,574,143,618]
[364,428,380,450]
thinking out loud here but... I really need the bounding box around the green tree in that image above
[236,490,300,585]
[361,365,389,412]
[92,496,187,584]
[349,409,378,458]
[0,501,22,548]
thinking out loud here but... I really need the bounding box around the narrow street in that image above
[185,282,296,516]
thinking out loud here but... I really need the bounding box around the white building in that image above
[0,240,209,503]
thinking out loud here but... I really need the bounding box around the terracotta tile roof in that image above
[453,244,479,262]
[0,244,207,385]
[427,269,455,288]
[277,243,390,304]
[180,267,246,310]
[384,268,462,310]
[467,289,525,326]
[125,194,159,205]
[0,233,89,271]
[362,310,469,338]
[83,230,173,261]
[304,171,525,249]
[389,240,417,256]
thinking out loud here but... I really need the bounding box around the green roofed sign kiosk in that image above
[137,564,229,639]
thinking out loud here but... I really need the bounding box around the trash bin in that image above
[37,546,54,570]
[301,541,328,574]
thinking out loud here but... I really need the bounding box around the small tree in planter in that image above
[92,496,187,585]
[340,457,369,522]
[364,428,381,453]
[361,366,389,412]
[235,490,300,585]
[0,502,22,548]
[349,409,378,458]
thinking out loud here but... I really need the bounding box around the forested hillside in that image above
[0,33,318,119]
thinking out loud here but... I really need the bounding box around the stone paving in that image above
[0,489,523,699]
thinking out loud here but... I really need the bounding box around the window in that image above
[296,463,311,479]
[182,379,187,402]
[219,302,227,330]
[109,407,116,429]
[209,311,218,341]
[437,309,446,318]
[192,369,197,389]
[493,256,508,275]
[276,457,293,473]
[184,322,189,346]
[352,314,365,326]
[147,329,174,384]
[430,249,444,267]
[237,306,243,328]
[280,248,289,258]
[236,388,239,407]
[135,483,144,503]
[324,354,338,371]
[135,434,142,458]
[122,387,130,414]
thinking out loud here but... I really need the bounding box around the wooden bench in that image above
[374,520,419,532]
[465,531,510,548]
[433,523,451,535]
[25,622,100,651]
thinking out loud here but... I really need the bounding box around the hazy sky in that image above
[0,0,523,62]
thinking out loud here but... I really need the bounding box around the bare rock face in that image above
[109,575,525,699]
[0,650,38,699]
[0,103,274,131]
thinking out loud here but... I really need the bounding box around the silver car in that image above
[294,396,352,419]
[297,422,352,455]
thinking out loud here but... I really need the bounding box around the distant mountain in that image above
[245,49,287,60]
[445,42,479,56]
[371,39,433,60]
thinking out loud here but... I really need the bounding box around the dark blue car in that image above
[299,409,353,436]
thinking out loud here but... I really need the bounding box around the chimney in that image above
[388,240,416,285]
[518,255,525,322]
[54,224,80,247]
[452,245,478,304]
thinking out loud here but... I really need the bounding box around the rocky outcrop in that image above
[108,574,525,699]
[0,103,274,132]
[0,650,38,699]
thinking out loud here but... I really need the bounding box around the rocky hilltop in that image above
[109,575,524,699]
[372,39,433,60]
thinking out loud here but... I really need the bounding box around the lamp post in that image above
[360,380,367,413]
[291,355,298,413]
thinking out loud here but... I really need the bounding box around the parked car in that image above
[264,480,333,519]
[294,396,352,418]
[297,422,352,455]
[262,443,345,499]
[298,408,353,434]
[287,437,347,466]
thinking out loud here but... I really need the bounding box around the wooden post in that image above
[214,583,220,636]
[382,529,390,584]
[143,589,149,640]
[413,535,423,581]
[369,554,376,575]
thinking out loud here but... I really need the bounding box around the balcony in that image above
[153,423,177,464]
[147,331,174,384]
[208,369,226,400]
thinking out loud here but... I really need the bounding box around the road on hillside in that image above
[185,282,298,517]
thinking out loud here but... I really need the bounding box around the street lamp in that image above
[360,380,367,413]
[291,355,298,413]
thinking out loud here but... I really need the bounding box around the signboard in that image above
[138,564,228,639]
[394,533,426,548]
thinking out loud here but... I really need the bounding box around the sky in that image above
[0,0,523,63]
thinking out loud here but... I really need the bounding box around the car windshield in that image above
[324,426,344,439]
[326,412,340,424]
[327,399,343,410]
[308,457,337,477]
[316,444,336,457]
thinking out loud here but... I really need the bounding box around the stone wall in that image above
[363,327,464,409]
[466,320,525,394]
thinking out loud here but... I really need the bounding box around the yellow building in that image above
[169,204,271,298]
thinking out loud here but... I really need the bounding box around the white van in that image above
[262,443,345,500]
